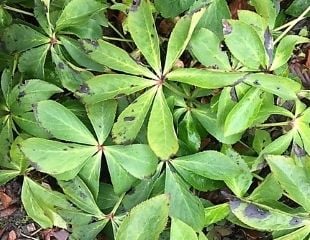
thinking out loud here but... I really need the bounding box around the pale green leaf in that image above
[0,170,19,185]
[127,0,162,76]
[86,100,117,145]
[204,203,230,226]
[224,88,264,136]
[163,8,205,74]
[35,100,97,145]
[77,74,155,105]
[56,0,103,31]
[167,68,246,88]
[104,144,158,179]
[271,35,309,71]
[154,0,195,18]
[250,0,278,28]
[165,166,205,231]
[148,86,179,160]
[190,28,231,70]
[116,195,169,240]
[82,39,157,79]
[112,87,156,144]
[21,138,96,180]
[223,20,266,69]
[274,226,310,240]
[170,218,198,240]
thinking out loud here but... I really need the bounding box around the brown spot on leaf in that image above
[79,84,90,94]
[124,116,135,121]
[130,0,141,11]
[290,217,303,226]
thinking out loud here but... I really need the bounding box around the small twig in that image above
[20,232,39,240]
[30,228,42,237]
[274,17,306,32]
[108,22,134,50]
[102,36,134,42]
[3,5,34,16]
[255,121,291,128]
[274,6,310,44]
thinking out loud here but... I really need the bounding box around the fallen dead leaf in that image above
[0,192,12,209]
[53,230,69,240]
[0,205,17,218]
[8,230,16,240]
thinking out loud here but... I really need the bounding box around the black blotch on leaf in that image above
[58,62,65,70]
[130,0,141,11]
[290,217,303,226]
[223,20,232,35]
[230,87,238,102]
[115,93,126,99]
[78,84,90,94]
[230,199,241,209]
[244,204,270,219]
[292,144,306,157]
[124,116,135,122]
[18,91,26,98]
[253,80,260,85]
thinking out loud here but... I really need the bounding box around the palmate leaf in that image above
[230,199,310,231]
[250,0,278,29]
[76,74,156,105]
[148,86,179,160]
[163,8,205,75]
[116,195,169,240]
[154,0,195,18]
[21,138,97,180]
[127,0,162,76]
[112,87,157,144]
[82,39,157,79]
[35,100,97,145]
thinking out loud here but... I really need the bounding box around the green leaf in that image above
[79,152,102,200]
[244,73,301,100]
[13,112,50,138]
[190,28,231,70]
[104,144,158,179]
[250,0,278,28]
[82,39,156,79]
[271,35,309,71]
[167,68,246,88]
[252,129,272,153]
[64,18,102,39]
[18,44,49,79]
[35,100,97,145]
[0,6,12,29]
[224,88,264,136]
[77,74,155,105]
[178,111,201,153]
[60,36,107,72]
[0,170,19,185]
[21,138,96,180]
[55,0,103,31]
[204,203,230,226]
[10,135,30,173]
[172,150,242,180]
[163,8,205,74]
[170,218,198,240]
[127,0,161,76]
[286,0,310,17]
[105,150,137,195]
[86,100,117,145]
[230,199,309,231]
[0,119,14,169]
[196,0,230,40]
[222,147,252,197]
[3,24,50,52]
[223,20,266,69]
[9,80,63,113]
[274,226,310,240]
[148,86,179,160]
[113,87,156,144]
[58,176,104,218]
[116,194,169,240]
[165,165,205,231]
[154,0,195,18]
[22,177,71,229]
[34,0,52,35]
[267,155,310,212]
[97,183,120,210]
[248,174,282,203]
[71,220,108,240]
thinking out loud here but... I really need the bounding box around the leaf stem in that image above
[111,192,126,215]
[3,4,34,16]
[256,121,291,128]
[108,22,133,50]
[274,6,310,44]
[102,36,134,42]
